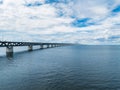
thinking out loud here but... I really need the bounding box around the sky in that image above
[0,0,120,44]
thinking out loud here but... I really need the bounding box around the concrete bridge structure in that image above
[0,41,71,58]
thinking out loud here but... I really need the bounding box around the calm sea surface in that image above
[0,45,120,90]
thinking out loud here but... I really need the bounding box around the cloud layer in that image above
[0,0,120,44]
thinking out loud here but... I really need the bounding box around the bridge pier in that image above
[52,45,54,47]
[28,45,33,51]
[40,45,43,49]
[6,46,13,59]
[47,44,51,48]
[46,45,49,48]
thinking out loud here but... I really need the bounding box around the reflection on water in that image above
[6,52,13,60]
[0,45,120,90]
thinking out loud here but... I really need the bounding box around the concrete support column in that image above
[40,45,43,49]
[28,45,33,51]
[48,44,50,48]
[52,45,54,47]
[47,44,49,48]
[6,46,13,59]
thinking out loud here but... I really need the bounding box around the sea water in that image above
[0,45,120,90]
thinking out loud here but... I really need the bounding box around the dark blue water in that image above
[0,45,120,90]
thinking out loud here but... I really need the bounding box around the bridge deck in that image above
[0,41,69,47]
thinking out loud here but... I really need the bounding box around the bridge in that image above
[0,41,71,59]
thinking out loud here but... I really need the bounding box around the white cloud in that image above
[25,0,45,4]
[0,0,120,44]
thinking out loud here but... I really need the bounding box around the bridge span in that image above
[0,41,71,59]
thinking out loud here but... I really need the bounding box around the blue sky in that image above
[0,0,120,44]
